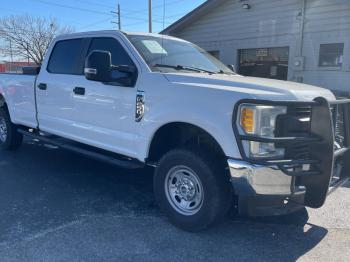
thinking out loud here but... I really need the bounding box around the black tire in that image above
[0,107,23,150]
[154,147,232,232]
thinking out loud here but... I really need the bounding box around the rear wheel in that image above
[154,148,231,232]
[0,107,23,150]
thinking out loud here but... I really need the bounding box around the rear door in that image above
[36,38,88,137]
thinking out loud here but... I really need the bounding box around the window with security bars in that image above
[319,43,344,67]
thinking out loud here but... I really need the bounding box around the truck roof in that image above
[55,30,184,42]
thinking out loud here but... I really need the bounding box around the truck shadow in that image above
[204,218,327,262]
[0,139,328,261]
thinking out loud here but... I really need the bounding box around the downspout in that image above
[297,0,307,57]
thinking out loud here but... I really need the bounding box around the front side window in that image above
[47,39,83,74]
[87,37,136,84]
[319,43,344,67]
[127,35,233,74]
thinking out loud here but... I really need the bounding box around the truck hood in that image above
[163,73,335,101]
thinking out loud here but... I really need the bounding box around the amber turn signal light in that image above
[240,107,254,133]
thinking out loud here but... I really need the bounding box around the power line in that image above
[78,18,114,31]
[123,20,172,28]
[108,0,189,18]
[0,7,87,27]
[165,11,190,19]
[2,0,201,33]
[27,0,176,29]
[123,15,171,24]
[124,0,188,15]
[29,0,114,16]
[74,0,115,9]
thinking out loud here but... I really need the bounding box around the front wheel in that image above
[154,148,232,232]
[0,107,23,150]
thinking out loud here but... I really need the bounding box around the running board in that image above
[18,129,144,169]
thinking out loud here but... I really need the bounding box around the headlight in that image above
[237,104,287,159]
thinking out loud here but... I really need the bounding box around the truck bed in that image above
[0,73,38,128]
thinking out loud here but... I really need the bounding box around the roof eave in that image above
[161,0,226,35]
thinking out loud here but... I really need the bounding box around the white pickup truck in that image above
[0,31,349,231]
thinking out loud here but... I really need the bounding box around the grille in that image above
[277,106,312,160]
[276,105,311,136]
[332,105,346,149]
[278,104,347,153]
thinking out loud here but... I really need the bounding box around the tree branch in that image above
[0,14,74,65]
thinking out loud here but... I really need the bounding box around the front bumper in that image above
[228,159,296,196]
[228,159,306,216]
[228,158,350,216]
[229,97,350,216]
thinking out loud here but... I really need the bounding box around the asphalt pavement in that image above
[0,139,349,262]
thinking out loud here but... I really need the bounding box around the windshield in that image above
[127,35,233,74]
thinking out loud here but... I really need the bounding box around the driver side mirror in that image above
[84,50,113,82]
[84,50,137,86]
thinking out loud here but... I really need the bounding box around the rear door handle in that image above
[73,87,85,96]
[37,83,47,90]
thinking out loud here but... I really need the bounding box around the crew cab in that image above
[0,30,349,231]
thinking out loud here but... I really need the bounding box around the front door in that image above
[69,36,139,157]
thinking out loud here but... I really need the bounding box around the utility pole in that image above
[148,0,152,33]
[118,4,121,30]
[111,3,121,30]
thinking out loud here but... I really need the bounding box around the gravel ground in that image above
[0,139,349,262]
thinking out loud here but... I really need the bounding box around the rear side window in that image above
[47,39,83,74]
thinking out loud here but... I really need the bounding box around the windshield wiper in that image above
[217,69,235,75]
[183,65,217,74]
[153,64,216,74]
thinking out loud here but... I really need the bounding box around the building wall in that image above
[170,0,350,92]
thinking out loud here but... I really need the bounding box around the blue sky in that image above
[0,0,205,33]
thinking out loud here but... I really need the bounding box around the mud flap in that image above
[301,97,334,208]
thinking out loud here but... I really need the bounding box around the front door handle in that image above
[73,87,85,96]
[37,83,47,90]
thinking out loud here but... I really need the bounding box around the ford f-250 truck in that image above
[0,31,349,231]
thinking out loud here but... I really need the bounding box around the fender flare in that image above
[147,121,226,160]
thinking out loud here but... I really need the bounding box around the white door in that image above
[36,38,86,137]
[69,37,139,157]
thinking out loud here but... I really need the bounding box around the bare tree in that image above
[0,15,74,65]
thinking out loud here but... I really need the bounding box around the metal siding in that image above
[170,0,350,92]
